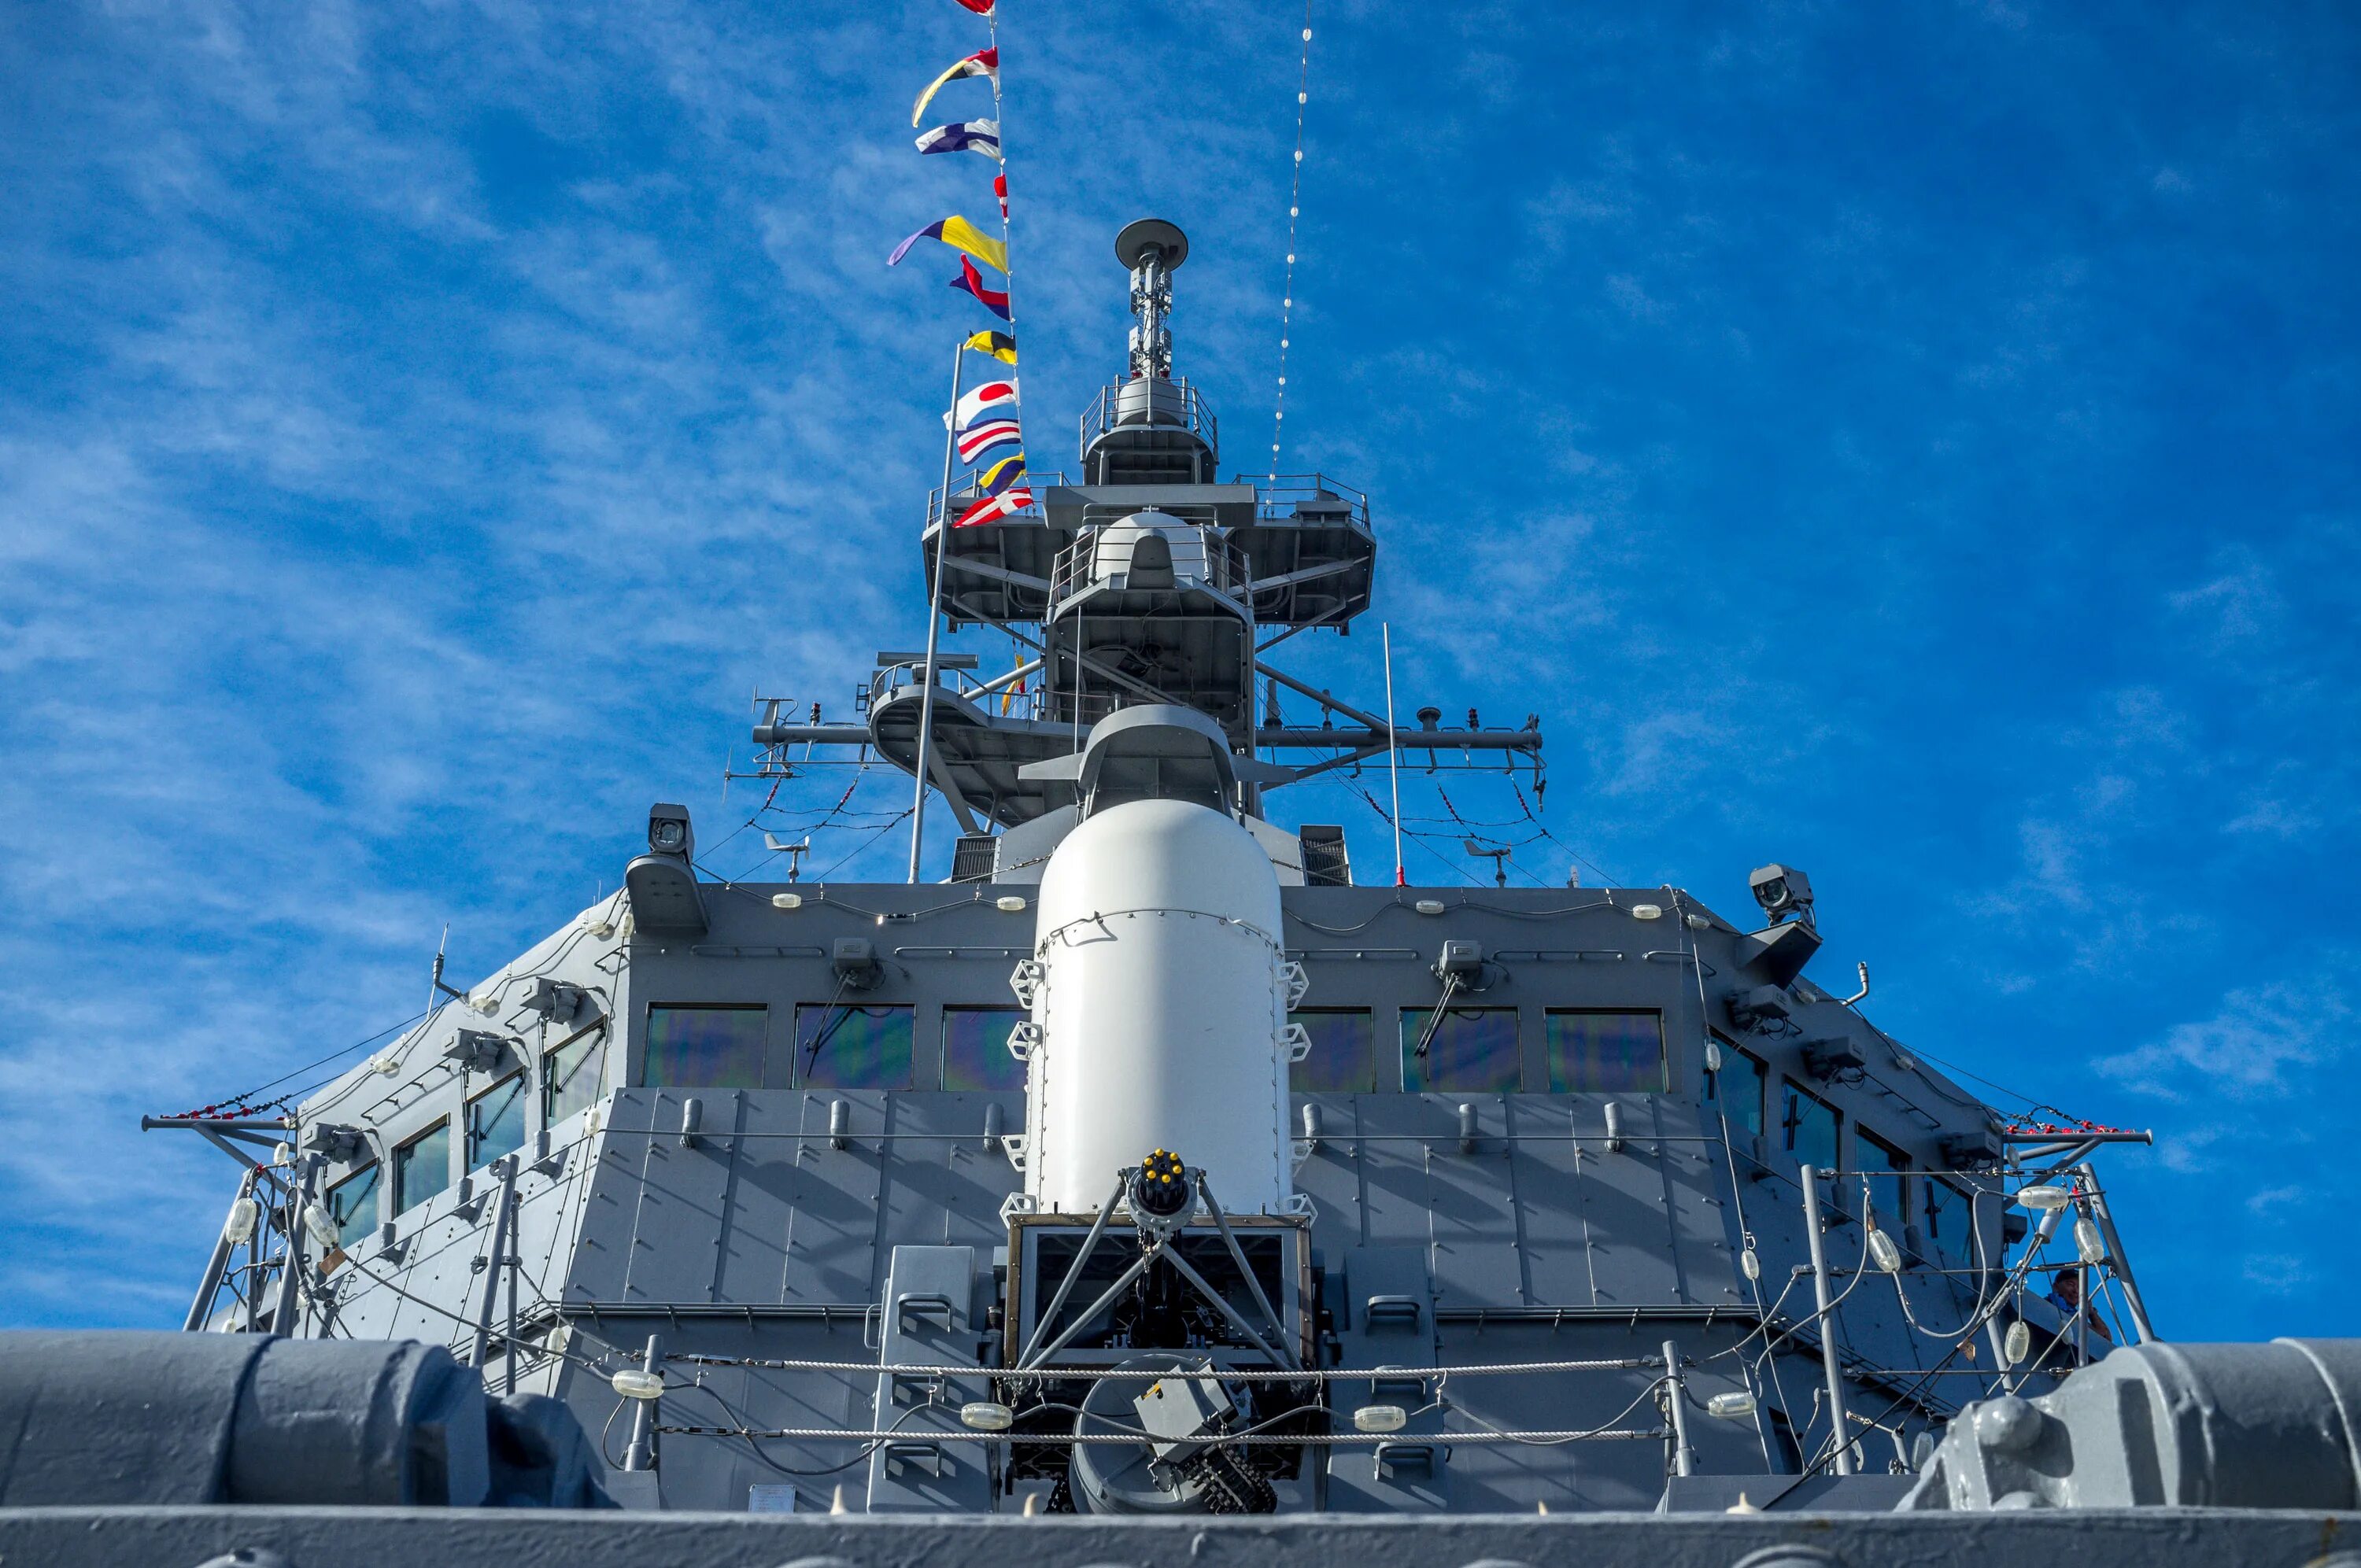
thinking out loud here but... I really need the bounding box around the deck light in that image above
[1414,899,1445,916]
[960,1401,1014,1431]
[2075,1217,2107,1265]
[611,1369,665,1400]
[2014,1184,2071,1212]
[223,1197,260,1246]
[1706,1391,1757,1419]
[1352,1404,1408,1433]
[772,893,804,910]
[996,895,1028,913]
[1868,1227,1903,1275]
[1631,903,1663,921]
[302,1203,338,1249]
[2003,1319,2031,1367]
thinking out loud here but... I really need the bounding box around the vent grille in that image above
[1299,825,1351,887]
[951,835,998,884]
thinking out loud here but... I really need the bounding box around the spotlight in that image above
[525,976,586,1024]
[1747,863,1815,927]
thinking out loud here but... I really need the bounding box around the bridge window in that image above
[1401,1006,1520,1093]
[393,1121,450,1215]
[1290,1009,1375,1092]
[794,1004,914,1090]
[942,1007,1025,1092]
[644,1005,768,1090]
[467,1074,527,1170]
[544,1028,606,1123]
[1705,1040,1767,1138]
[1926,1179,1970,1257]
[1781,1079,1841,1172]
[327,1164,379,1244]
[1861,1127,1912,1224]
[1544,1010,1666,1092]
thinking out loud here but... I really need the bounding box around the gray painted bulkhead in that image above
[290,876,2024,1515]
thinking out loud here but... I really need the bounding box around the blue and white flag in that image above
[915,119,1000,161]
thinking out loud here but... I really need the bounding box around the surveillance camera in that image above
[648,804,693,860]
[1748,863,1813,922]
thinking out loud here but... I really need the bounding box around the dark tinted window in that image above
[544,1028,606,1123]
[393,1122,450,1214]
[1926,1179,1970,1256]
[1544,1011,1666,1091]
[1401,1006,1520,1093]
[1782,1080,1840,1171]
[1861,1128,1912,1224]
[467,1074,527,1169]
[1290,1009,1375,1092]
[942,1007,1025,1092]
[794,1004,914,1090]
[328,1164,379,1245]
[1707,1042,1768,1138]
[644,1005,767,1090]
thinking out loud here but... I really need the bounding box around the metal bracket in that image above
[1376,1441,1440,1478]
[883,1441,944,1478]
[1007,1021,1042,1061]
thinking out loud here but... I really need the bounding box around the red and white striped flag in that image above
[957,487,1033,527]
[955,418,1021,463]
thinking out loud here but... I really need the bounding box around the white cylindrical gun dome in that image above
[1024,797,1291,1215]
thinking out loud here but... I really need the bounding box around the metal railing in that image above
[867,657,1041,721]
[1078,376,1218,459]
[1048,527,1253,608]
[924,470,1068,534]
[1236,472,1373,535]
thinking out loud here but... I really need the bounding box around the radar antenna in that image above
[1117,218,1188,380]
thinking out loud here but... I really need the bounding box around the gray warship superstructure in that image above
[13,220,2359,1568]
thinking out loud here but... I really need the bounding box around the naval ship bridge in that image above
[131,220,2199,1532]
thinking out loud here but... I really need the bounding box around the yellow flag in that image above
[888,215,1007,275]
[935,215,1007,274]
[963,330,1017,364]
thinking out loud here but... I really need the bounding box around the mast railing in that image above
[867,658,1040,721]
[1047,529,1253,610]
[925,471,1072,535]
[1240,472,1373,536]
[1078,376,1218,457]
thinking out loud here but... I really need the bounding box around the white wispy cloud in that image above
[2097,965,2355,1103]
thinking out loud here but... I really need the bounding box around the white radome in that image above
[1025,798,1292,1216]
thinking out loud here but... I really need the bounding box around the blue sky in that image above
[2,1,2355,1340]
